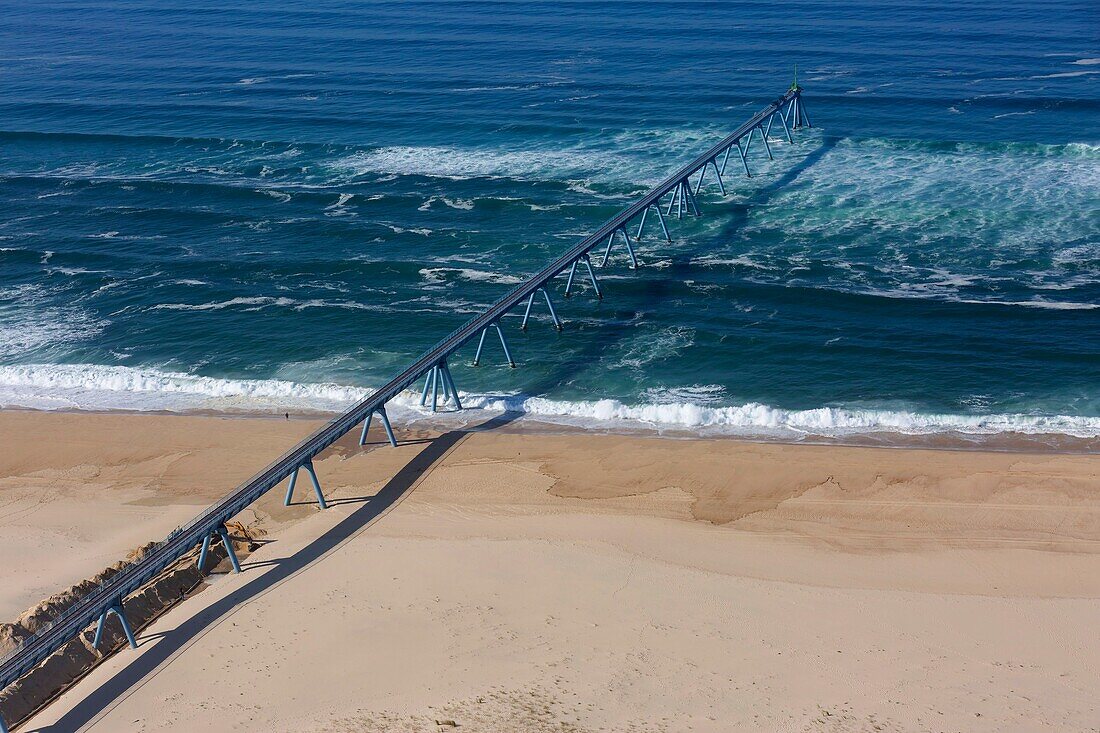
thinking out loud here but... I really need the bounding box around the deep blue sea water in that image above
[0,1,1097,441]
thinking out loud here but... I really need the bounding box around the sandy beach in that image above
[2,409,1099,731]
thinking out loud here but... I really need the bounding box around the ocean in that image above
[0,0,1097,442]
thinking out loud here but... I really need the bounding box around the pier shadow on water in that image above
[511,135,838,394]
[30,411,523,732]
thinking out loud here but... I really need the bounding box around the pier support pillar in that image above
[682,180,701,216]
[473,323,515,367]
[284,461,328,509]
[359,406,398,447]
[92,598,138,651]
[198,525,241,573]
[564,254,602,299]
[735,138,751,177]
[636,203,673,243]
[788,93,811,130]
[695,158,726,197]
[599,228,638,268]
[776,108,794,143]
[636,203,671,243]
[757,126,774,160]
[419,362,462,412]
[520,288,563,330]
[0,712,7,733]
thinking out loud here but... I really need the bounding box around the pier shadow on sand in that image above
[29,411,523,732]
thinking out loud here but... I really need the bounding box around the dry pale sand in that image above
[2,410,1099,732]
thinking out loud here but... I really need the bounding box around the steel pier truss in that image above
[0,86,812,731]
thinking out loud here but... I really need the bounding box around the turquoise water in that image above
[0,1,1097,440]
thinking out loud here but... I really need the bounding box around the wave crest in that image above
[1,364,1096,439]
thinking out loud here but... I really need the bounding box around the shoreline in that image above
[2,403,1097,455]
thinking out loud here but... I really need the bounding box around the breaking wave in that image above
[1,364,1096,439]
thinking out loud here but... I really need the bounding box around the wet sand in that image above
[2,410,1098,731]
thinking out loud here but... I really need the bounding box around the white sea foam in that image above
[150,296,383,313]
[324,192,355,216]
[1,364,1097,439]
[1031,70,1100,79]
[262,189,293,203]
[442,197,475,210]
[419,267,525,286]
[465,396,1100,439]
[418,196,476,212]
[328,125,732,187]
[0,364,371,412]
[743,135,1100,304]
[0,285,106,357]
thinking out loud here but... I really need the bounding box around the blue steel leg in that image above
[473,328,488,365]
[666,186,678,217]
[303,460,328,509]
[358,411,373,446]
[378,407,398,447]
[284,467,299,506]
[494,324,516,367]
[92,611,108,649]
[710,159,726,194]
[619,229,638,268]
[216,526,241,573]
[521,292,536,330]
[419,370,432,405]
[777,108,793,143]
[582,255,602,299]
[541,288,563,330]
[430,366,440,412]
[720,145,732,175]
[441,363,462,410]
[694,164,707,197]
[653,204,672,242]
[114,602,138,649]
[438,365,451,401]
[635,205,648,241]
[799,98,812,128]
[684,184,701,217]
[564,260,578,296]
[198,534,212,571]
[600,231,614,267]
[677,182,684,218]
[758,126,774,159]
[439,364,452,407]
[94,601,137,650]
[376,405,398,444]
[1,712,8,733]
[764,113,775,140]
[735,139,751,177]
